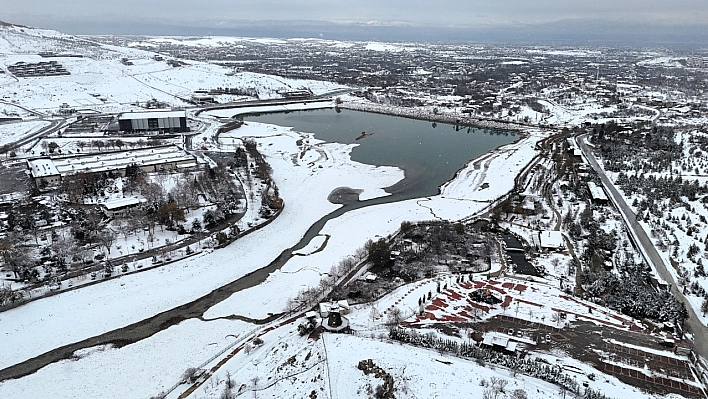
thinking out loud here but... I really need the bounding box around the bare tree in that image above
[170,178,199,211]
[489,377,508,399]
[220,385,235,399]
[116,218,133,243]
[369,305,380,325]
[354,246,368,263]
[225,371,234,389]
[0,284,16,306]
[97,230,117,254]
[510,389,528,399]
[50,231,75,269]
[339,257,357,274]
[470,306,483,320]
[0,233,35,280]
[386,306,403,326]
[250,375,260,399]
[181,367,200,384]
[141,182,165,207]
[285,297,298,314]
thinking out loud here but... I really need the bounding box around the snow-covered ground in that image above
[172,276,655,399]
[0,119,49,146]
[0,23,672,399]
[0,119,541,399]
[0,24,346,114]
[0,317,254,399]
[325,334,644,399]
[0,118,405,370]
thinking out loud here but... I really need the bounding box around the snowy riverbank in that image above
[0,112,543,399]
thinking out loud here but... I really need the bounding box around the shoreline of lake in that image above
[245,107,519,202]
[340,100,535,137]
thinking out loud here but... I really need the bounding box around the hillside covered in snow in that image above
[0,22,345,118]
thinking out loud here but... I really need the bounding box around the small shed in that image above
[318,300,350,318]
[539,231,565,251]
[101,197,146,217]
[587,182,609,205]
[481,332,517,353]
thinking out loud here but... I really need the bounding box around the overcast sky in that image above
[6,0,708,30]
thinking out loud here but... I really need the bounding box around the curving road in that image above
[576,134,708,361]
[0,99,48,118]
[1,117,70,154]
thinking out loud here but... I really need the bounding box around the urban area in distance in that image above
[1,13,708,399]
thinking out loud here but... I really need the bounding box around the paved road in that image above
[0,99,47,118]
[2,117,70,154]
[576,134,708,361]
[193,98,333,117]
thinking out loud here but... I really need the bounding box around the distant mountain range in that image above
[8,17,708,47]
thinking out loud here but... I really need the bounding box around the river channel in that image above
[0,110,519,381]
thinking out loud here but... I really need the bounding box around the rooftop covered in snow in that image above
[118,110,186,120]
[587,181,609,203]
[539,230,565,250]
[27,158,60,178]
[27,145,197,179]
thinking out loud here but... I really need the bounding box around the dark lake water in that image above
[246,108,516,199]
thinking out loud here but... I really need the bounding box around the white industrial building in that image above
[27,145,197,185]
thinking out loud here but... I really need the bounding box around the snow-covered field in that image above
[0,24,346,114]
[325,334,644,399]
[0,317,253,399]
[0,119,49,146]
[170,275,655,399]
[0,118,541,399]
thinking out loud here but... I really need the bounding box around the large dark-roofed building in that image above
[118,110,188,133]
